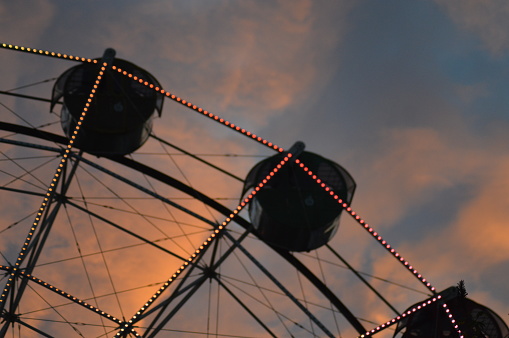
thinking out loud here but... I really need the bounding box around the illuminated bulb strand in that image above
[442,302,464,337]
[294,159,464,337]
[1,42,463,336]
[360,301,463,338]
[110,65,284,153]
[0,63,108,306]
[0,43,278,152]
[114,153,295,337]
[0,43,279,153]
[0,266,123,325]
[0,43,97,63]
[358,295,443,337]
[1,43,279,154]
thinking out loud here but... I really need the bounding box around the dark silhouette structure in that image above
[394,286,509,337]
[51,51,163,155]
[243,149,355,252]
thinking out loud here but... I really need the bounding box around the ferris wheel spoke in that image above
[137,228,251,336]
[140,227,260,337]
[140,261,207,335]
[65,199,193,264]
[226,233,335,338]
[213,277,278,338]
[150,134,244,183]
[124,236,222,336]
[78,154,224,229]
[223,248,296,335]
[0,204,39,238]
[326,244,400,316]
[115,222,229,335]
[142,275,209,338]
[6,77,58,93]
[269,245,367,334]
[0,150,58,189]
[8,316,54,338]
[0,89,55,104]
[144,274,203,336]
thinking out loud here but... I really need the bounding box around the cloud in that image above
[66,0,355,130]
[353,127,466,227]
[0,1,55,45]
[338,106,509,325]
[0,1,56,102]
[420,156,509,271]
[3,0,509,335]
[366,121,509,326]
[453,162,509,264]
[435,0,509,56]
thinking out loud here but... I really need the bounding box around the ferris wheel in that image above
[0,44,507,338]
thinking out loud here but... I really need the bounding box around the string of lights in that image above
[0,42,465,337]
[359,295,443,336]
[0,43,96,63]
[111,65,284,154]
[0,265,122,325]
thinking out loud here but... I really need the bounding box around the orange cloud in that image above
[84,1,355,130]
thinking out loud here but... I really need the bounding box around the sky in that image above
[1,0,509,337]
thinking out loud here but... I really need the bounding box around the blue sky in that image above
[1,1,509,336]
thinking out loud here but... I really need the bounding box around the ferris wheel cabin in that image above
[394,286,509,337]
[243,150,356,252]
[51,53,163,155]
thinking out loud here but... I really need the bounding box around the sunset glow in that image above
[1,1,509,337]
